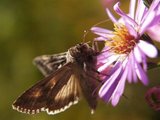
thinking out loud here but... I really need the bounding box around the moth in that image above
[12,43,100,115]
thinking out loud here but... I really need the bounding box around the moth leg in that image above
[92,41,99,52]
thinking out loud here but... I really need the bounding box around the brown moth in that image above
[12,43,100,115]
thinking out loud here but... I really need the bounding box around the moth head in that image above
[66,43,97,65]
[69,43,95,57]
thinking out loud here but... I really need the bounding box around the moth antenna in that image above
[91,19,110,27]
[82,19,109,43]
[83,30,90,43]
[84,19,110,50]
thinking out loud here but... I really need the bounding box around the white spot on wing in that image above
[12,105,41,114]
[45,98,79,115]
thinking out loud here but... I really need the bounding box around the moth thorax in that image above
[67,43,95,62]
[66,51,74,63]
[70,43,95,57]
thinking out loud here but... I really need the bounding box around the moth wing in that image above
[78,68,99,114]
[12,63,81,115]
[45,74,80,115]
[33,52,67,76]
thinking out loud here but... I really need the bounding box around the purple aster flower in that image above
[91,0,160,106]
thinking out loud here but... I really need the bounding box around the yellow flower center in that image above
[106,24,137,54]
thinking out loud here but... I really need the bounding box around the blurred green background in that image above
[0,0,160,120]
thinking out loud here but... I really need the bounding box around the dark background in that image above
[0,0,160,120]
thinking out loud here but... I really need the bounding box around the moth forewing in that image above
[12,63,80,115]
[12,43,100,115]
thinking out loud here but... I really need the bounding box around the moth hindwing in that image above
[12,43,100,115]
[33,52,67,76]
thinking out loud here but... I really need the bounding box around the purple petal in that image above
[134,45,142,63]
[97,47,113,62]
[136,47,148,71]
[99,65,123,102]
[106,8,117,23]
[125,21,138,38]
[111,63,128,106]
[126,53,133,82]
[146,4,160,27]
[114,2,138,27]
[97,49,111,61]
[94,37,107,41]
[142,56,147,71]
[138,40,158,58]
[129,0,136,19]
[91,27,113,40]
[147,24,160,42]
[135,0,146,24]
[126,56,133,83]
[91,27,113,34]
[131,51,139,83]
[140,10,156,35]
[97,53,113,63]
[134,45,148,71]
[128,51,138,83]
[148,0,160,10]
[98,54,119,72]
[91,27,113,38]
[140,0,160,34]
[110,61,123,75]
[135,61,149,85]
